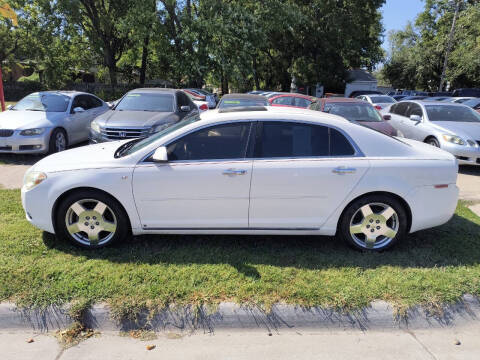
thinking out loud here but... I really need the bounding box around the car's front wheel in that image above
[49,128,68,153]
[338,195,407,251]
[55,190,130,248]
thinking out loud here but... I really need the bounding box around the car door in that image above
[248,121,369,229]
[66,95,92,143]
[82,95,108,138]
[176,91,196,120]
[388,102,411,137]
[403,102,426,140]
[132,121,254,229]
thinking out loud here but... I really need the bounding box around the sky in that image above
[381,0,425,49]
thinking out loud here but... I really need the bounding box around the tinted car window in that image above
[369,96,395,103]
[393,102,409,116]
[425,105,480,123]
[116,93,174,112]
[72,95,91,111]
[177,92,191,108]
[272,96,294,106]
[294,97,312,108]
[257,122,329,158]
[87,96,103,108]
[330,128,355,156]
[406,103,423,118]
[167,122,251,161]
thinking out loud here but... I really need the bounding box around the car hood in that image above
[356,120,397,136]
[95,110,177,128]
[0,110,64,130]
[431,121,480,140]
[30,141,131,173]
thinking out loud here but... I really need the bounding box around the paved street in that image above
[1,325,480,360]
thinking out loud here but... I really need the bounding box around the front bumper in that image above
[0,129,50,154]
[21,181,56,233]
[440,142,480,166]
[89,130,111,144]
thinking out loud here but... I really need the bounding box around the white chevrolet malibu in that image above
[22,107,459,251]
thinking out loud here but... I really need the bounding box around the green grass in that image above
[0,189,480,317]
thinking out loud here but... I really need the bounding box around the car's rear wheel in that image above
[338,195,407,251]
[56,190,129,248]
[49,128,68,153]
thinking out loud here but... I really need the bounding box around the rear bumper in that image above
[407,184,459,233]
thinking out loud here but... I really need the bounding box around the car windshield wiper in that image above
[25,109,45,112]
[114,138,142,158]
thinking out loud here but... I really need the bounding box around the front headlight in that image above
[23,171,47,191]
[442,134,466,146]
[20,128,45,136]
[91,121,101,133]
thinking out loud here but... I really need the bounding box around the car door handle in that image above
[222,168,247,176]
[332,167,356,175]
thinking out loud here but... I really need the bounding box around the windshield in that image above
[324,103,383,122]
[425,105,480,122]
[12,93,70,112]
[121,113,201,157]
[219,98,268,108]
[115,93,174,112]
[369,96,395,104]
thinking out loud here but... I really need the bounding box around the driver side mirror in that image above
[410,114,422,122]
[6,105,13,110]
[180,105,190,112]
[151,146,168,163]
[73,107,85,113]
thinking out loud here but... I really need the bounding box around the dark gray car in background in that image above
[89,88,197,143]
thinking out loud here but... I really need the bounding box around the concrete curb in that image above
[1,295,479,333]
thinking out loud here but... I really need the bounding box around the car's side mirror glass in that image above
[73,107,85,113]
[180,105,190,112]
[383,114,391,121]
[151,146,168,163]
[410,114,422,122]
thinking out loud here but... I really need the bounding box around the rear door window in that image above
[272,96,294,106]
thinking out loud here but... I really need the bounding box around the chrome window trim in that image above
[138,118,365,164]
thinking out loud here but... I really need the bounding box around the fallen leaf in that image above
[26,338,34,343]
[146,345,156,351]
[454,339,461,346]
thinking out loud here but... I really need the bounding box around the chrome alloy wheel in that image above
[349,202,399,250]
[55,131,67,152]
[65,199,117,246]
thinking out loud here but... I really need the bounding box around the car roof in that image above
[40,90,90,98]
[199,106,349,125]
[269,93,314,99]
[322,97,364,103]
[129,88,177,94]
[407,100,467,107]
[221,93,267,100]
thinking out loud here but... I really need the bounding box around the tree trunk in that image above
[140,35,150,85]
[253,56,260,90]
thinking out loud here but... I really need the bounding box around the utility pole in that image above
[439,0,461,92]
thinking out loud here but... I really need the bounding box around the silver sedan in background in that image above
[0,91,108,154]
[356,94,397,110]
[383,100,480,165]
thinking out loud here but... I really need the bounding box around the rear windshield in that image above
[425,105,480,122]
[369,96,395,103]
[219,98,268,108]
[115,93,174,112]
[324,103,383,122]
[463,99,480,109]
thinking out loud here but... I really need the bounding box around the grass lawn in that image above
[0,189,479,318]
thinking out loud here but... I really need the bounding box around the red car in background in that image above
[268,93,316,109]
[308,97,399,136]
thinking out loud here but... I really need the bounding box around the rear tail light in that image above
[374,105,382,110]
[434,184,449,189]
[199,104,208,111]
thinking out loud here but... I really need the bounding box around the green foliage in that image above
[382,0,480,91]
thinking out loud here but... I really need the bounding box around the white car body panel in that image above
[22,107,459,240]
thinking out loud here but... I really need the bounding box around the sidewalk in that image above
[2,325,479,360]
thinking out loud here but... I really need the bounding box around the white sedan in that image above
[22,107,459,251]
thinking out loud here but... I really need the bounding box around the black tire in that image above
[49,128,68,154]
[338,194,408,252]
[425,137,440,147]
[55,190,130,249]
